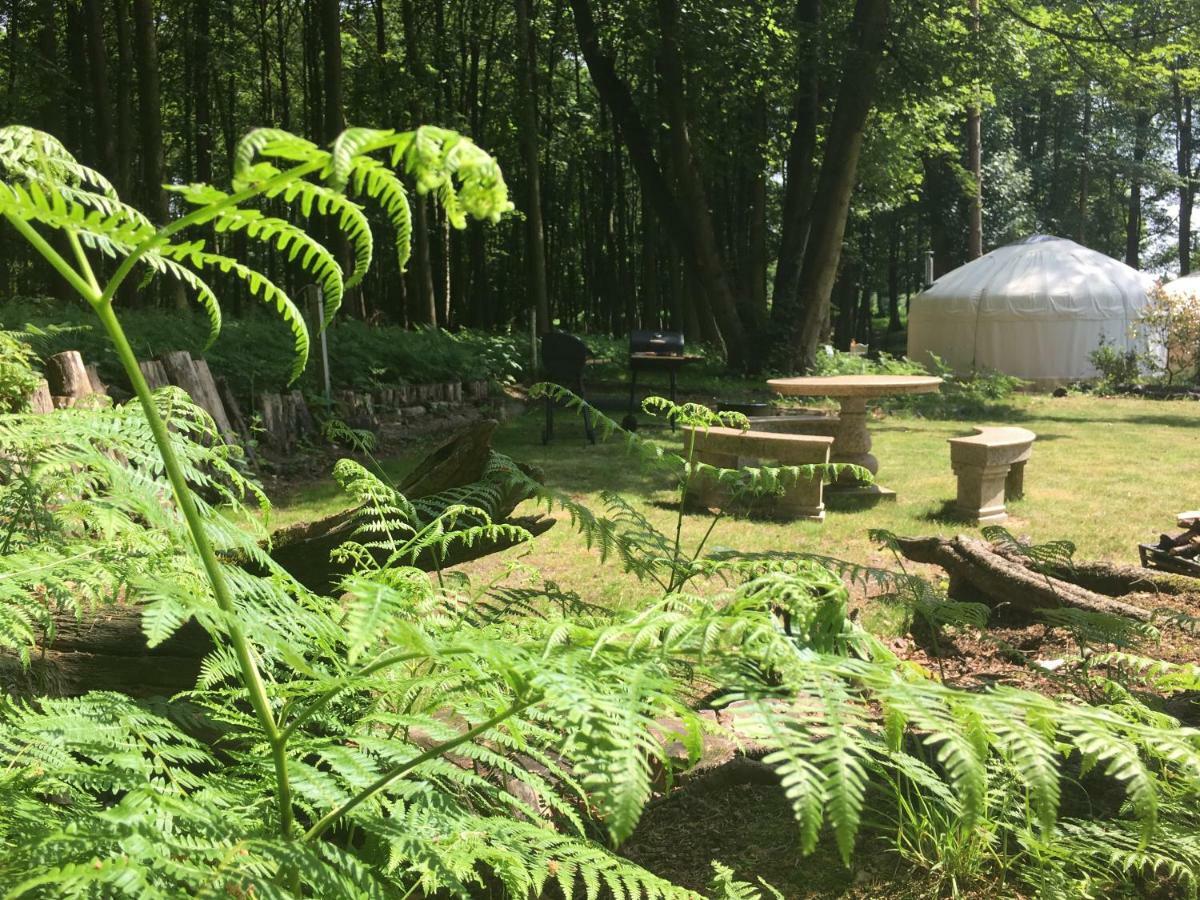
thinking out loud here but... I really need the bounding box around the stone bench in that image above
[948,426,1036,524]
[682,426,834,521]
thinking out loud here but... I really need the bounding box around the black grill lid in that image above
[629,329,684,356]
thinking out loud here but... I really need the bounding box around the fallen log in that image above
[893,534,1155,621]
[989,545,1200,598]
[0,604,209,699]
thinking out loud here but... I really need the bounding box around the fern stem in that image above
[89,296,297,842]
[2,213,96,299]
[303,699,531,842]
[98,159,324,306]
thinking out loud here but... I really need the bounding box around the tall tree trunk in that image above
[771,0,822,331]
[569,0,747,368]
[319,0,343,138]
[194,0,213,185]
[1125,108,1150,268]
[112,0,134,197]
[655,0,751,360]
[965,0,982,259]
[132,0,184,307]
[83,0,116,181]
[401,0,438,325]
[789,0,891,371]
[1077,85,1091,243]
[1174,79,1194,275]
[515,0,550,334]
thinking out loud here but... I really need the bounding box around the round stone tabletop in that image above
[767,374,943,398]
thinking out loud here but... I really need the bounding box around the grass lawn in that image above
[272,391,1200,613]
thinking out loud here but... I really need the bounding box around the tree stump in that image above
[27,379,53,414]
[158,351,236,443]
[45,351,94,406]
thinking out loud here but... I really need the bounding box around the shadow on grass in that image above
[918,499,979,526]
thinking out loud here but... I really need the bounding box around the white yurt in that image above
[906,235,1156,384]
[1164,271,1200,300]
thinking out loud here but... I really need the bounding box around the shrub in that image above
[0,297,525,404]
[1139,282,1200,384]
[1089,335,1142,388]
[0,329,39,412]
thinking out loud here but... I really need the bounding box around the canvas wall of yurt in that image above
[906,235,1156,385]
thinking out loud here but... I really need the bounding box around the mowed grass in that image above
[270,392,1200,611]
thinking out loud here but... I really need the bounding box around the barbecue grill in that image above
[540,331,595,445]
[626,330,700,430]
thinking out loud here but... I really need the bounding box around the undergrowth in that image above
[1,124,1199,899]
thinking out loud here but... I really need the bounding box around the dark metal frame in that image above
[539,331,596,445]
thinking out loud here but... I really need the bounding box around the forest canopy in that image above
[0,0,1197,370]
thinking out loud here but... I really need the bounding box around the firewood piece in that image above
[27,379,53,414]
[45,351,94,401]
[893,534,1155,621]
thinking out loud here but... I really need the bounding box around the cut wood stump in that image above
[27,379,52,414]
[257,390,316,453]
[45,350,95,406]
[159,351,236,443]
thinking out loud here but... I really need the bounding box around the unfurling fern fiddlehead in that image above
[0,124,511,855]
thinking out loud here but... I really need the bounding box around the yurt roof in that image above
[918,234,1153,321]
[1164,271,1200,298]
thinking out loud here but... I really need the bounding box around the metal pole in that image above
[316,287,332,403]
[923,250,936,289]
[530,307,538,373]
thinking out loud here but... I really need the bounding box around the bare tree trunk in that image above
[83,0,116,180]
[655,0,751,362]
[515,0,549,334]
[1075,84,1094,243]
[1125,108,1150,268]
[569,0,747,368]
[965,0,982,259]
[789,0,891,371]
[1174,79,1194,275]
[771,0,822,333]
[401,0,438,325]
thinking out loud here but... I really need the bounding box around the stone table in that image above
[766,374,942,497]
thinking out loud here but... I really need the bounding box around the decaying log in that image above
[270,420,547,592]
[0,604,210,699]
[990,545,1200,598]
[45,350,94,402]
[894,534,1155,621]
[399,419,497,497]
